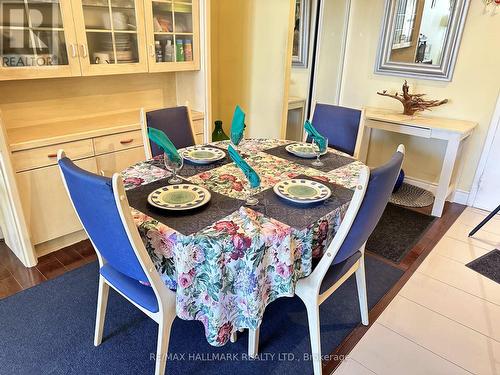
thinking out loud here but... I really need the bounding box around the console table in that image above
[359,107,477,217]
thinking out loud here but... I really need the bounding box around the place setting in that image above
[263,120,355,172]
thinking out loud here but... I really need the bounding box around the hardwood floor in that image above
[0,202,466,375]
[0,240,96,299]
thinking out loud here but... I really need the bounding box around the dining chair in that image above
[248,145,405,375]
[140,105,196,159]
[306,103,364,157]
[57,150,176,375]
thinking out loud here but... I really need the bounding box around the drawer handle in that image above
[47,153,57,158]
[120,139,134,144]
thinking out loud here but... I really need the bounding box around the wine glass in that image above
[245,185,259,206]
[311,138,328,167]
[164,153,184,184]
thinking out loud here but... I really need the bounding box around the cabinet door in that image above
[144,0,199,72]
[95,146,145,176]
[16,157,98,245]
[0,0,81,80]
[71,0,148,75]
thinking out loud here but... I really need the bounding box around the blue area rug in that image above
[0,255,402,375]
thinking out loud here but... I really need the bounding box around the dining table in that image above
[121,138,366,347]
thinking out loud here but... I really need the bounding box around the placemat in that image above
[150,146,233,178]
[126,178,244,235]
[251,174,353,230]
[263,144,355,173]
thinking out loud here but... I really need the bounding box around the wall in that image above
[211,0,294,139]
[340,0,500,193]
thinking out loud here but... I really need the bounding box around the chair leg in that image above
[94,276,109,346]
[248,328,260,358]
[305,302,322,375]
[355,258,369,326]
[155,312,175,375]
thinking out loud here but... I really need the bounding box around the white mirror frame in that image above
[375,0,470,81]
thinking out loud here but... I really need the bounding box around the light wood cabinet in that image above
[71,0,148,75]
[96,145,145,176]
[11,139,94,172]
[16,157,98,245]
[93,130,143,155]
[144,0,200,72]
[0,0,81,80]
[0,0,200,80]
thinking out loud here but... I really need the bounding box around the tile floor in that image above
[335,207,500,375]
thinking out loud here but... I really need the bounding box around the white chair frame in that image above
[140,103,196,160]
[247,165,370,375]
[248,145,405,375]
[57,150,176,375]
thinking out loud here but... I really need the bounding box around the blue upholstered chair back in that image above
[146,106,194,157]
[58,157,148,282]
[333,150,404,264]
[310,104,362,156]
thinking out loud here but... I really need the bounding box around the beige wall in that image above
[341,0,500,193]
[211,0,294,139]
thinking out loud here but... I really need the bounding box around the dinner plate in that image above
[273,179,331,204]
[148,184,211,211]
[285,142,327,159]
[180,146,225,164]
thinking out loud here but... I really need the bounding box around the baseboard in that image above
[35,230,88,258]
[403,176,470,205]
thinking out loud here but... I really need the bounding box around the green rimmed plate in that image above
[179,146,226,165]
[273,179,331,204]
[285,142,327,159]
[147,184,211,211]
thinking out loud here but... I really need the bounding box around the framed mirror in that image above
[375,0,470,81]
[292,0,310,68]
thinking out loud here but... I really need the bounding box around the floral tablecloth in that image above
[122,139,365,346]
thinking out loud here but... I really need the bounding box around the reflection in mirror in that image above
[390,0,455,65]
[292,0,310,68]
[376,0,469,81]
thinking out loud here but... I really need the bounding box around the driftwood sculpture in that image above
[377,81,448,116]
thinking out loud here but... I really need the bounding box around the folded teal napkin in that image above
[228,145,260,188]
[304,120,327,151]
[148,127,182,163]
[230,105,246,146]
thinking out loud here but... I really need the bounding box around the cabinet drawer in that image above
[96,146,146,177]
[93,130,143,155]
[11,139,94,172]
[193,119,204,135]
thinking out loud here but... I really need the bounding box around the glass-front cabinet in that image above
[0,0,199,80]
[144,0,199,72]
[0,0,80,80]
[71,0,148,75]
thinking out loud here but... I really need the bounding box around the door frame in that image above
[468,92,500,207]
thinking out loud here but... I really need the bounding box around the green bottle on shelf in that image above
[211,120,229,141]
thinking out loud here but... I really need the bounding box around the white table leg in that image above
[356,126,371,163]
[432,137,461,217]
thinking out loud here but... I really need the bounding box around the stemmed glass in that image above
[164,153,184,184]
[245,185,259,206]
[311,138,328,167]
